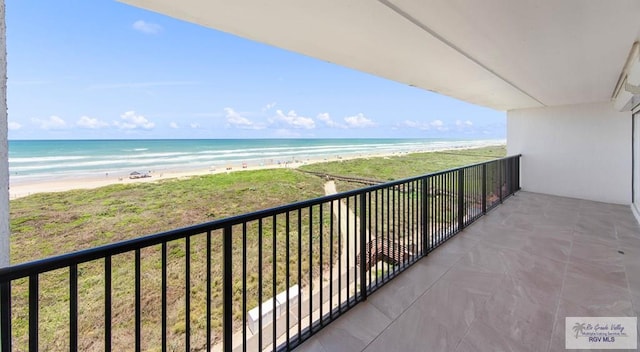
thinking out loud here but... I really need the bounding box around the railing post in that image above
[421,176,429,255]
[516,155,521,191]
[506,158,512,196]
[135,249,141,352]
[29,275,38,352]
[1,281,10,352]
[359,192,367,301]
[458,168,465,230]
[513,157,517,194]
[498,160,503,203]
[223,226,233,352]
[511,157,517,194]
[482,164,487,214]
[70,265,78,352]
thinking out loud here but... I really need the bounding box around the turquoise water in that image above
[9,139,504,183]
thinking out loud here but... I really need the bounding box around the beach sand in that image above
[8,151,402,199]
[9,145,504,199]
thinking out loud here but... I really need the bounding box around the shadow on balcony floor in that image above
[296,191,640,352]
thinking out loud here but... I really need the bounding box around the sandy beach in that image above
[9,144,506,200]
[8,151,401,199]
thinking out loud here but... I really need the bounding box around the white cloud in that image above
[272,110,315,129]
[32,115,68,130]
[399,120,430,130]
[262,102,277,112]
[397,119,450,131]
[8,122,22,130]
[455,120,473,128]
[77,116,109,129]
[169,122,179,129]
[430,119,448,131]
[114,111,155,130]
[317,113,345,128]
[132,20,162,34]
[225,107,264,130]
[344,113,375,128]
[190,123,200,129]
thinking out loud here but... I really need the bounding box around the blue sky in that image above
[6,0,505,140]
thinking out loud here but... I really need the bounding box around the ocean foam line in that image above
[9,139,506,178]
[9,142,432,165]
[11,145,403,171]
[10,150,384,173]
[191,142,425,155]
[10,140,505,173]
[9,156,89,163]
[120,148,149,152]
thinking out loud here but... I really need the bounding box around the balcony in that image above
[0,156,521,351]
[1,1,639,350]
[297,191,640,351]
[1,153,638,351]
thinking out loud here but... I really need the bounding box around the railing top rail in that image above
[0,154,520,281]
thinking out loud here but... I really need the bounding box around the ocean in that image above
[9,138,504,184]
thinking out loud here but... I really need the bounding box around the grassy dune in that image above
[11,169,328,263]
[300,146,506,192]
[10,170,331,350]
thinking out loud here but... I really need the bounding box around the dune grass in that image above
[302,146,506,192]
[10,169,332,350]
[11,169,327,263]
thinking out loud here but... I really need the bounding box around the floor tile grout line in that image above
[618,218,639,321]
[360,235,482,351]
[546,206,578,352]
[358,194,524,351]
[305,193,638,351]
[360,258,462,351]
[454,196,555,351]
[366,195,521,351]
[451,271,512,352]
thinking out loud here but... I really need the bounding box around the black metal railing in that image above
[0,155,520,352]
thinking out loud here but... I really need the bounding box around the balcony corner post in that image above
[517,155,522,191]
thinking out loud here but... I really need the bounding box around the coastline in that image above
[9,144,505,200]
[9,151,399,199]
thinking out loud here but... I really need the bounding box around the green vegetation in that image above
[7,145,506,350]
[300,146,506,185]
[302,146,506,255]
[10,170,333,350]
[11,169,328,261]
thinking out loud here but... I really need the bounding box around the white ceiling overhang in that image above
[118,0,640,111]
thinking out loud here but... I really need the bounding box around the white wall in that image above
[0,0,7,267]
[633,110,640,220]
[507,102,631,204]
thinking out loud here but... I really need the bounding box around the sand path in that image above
[323,181,361,279]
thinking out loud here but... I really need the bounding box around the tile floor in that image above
[295,191,640,351]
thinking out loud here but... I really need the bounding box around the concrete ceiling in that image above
[119,0,640,111]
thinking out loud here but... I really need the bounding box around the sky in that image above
[6,1,506,140]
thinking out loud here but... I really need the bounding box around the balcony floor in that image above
[296,191,640,351]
